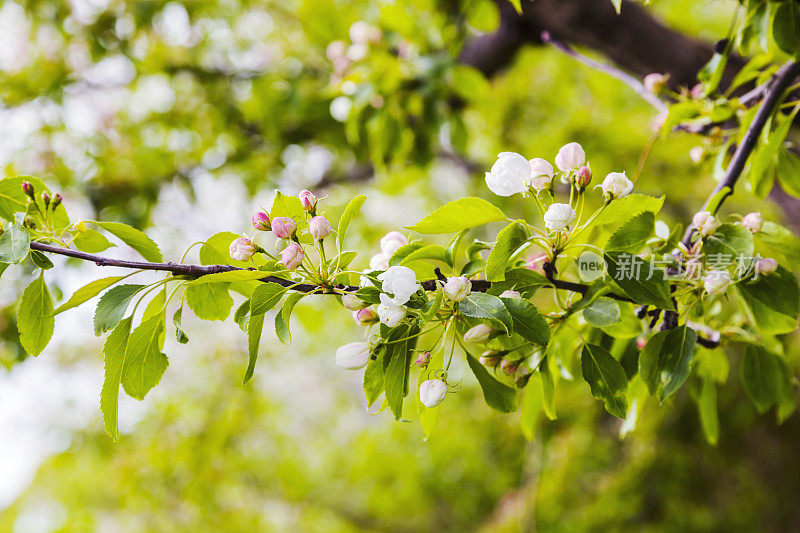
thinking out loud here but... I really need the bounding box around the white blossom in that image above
[692,211,721,236]
[464,324,494,343]
[419,379,447,408]
[555,142,585,172]
[601,172,633,199]
[377,265,418,305]
[704,270,731,295]
[755,258,777,275]
[229,237,256,261]
[543,203,577,232]
[377,296,407,327]
[485,152,530,196]
[309,216,331,240]
[380,231,408,256]
[342,293,367,311]
[742,212,763,233]
[369,252,390,271]
[443,276,471,302]
[335,342,371,369]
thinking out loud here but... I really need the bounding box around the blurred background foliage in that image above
[1,0,800,531]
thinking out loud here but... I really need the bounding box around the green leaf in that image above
[605,252,674,310]
[755,221,800,268]
[520,372,543,440]
[610,0,621,15]
[407,197,506,234]
[55,276,126,315]
[605,211,654,254]
[172,306,189,344]
[776,149,800,197]
[458,292,514,334]
[594,194,664,226]
[583,298,621,327]
[94,284,146,335]
[29,250,53,270]
[200,232,249,267]
[466,354,517,413]
[507,0,522,14]
[72,229,114,253]
[100,317,133,440]
[92,221,162,262]
[363,356,385,406]
[697,379,719,446]
[121,314,169,400]
[486,221,528,281]
[337,194,366,250]
[243,312,265,384]
[501,297,549,345]
[703,223,754,267]
[638,325,697,402]
[0,223,30,264]
[250,282,288,315]
[17,273,54,356]
[450,64,491,101]
[275,293,305,344]
[738,265,800,334]
[581,343,628,418]
[185,282,234,321]
[398,245,449,266]
[270,191,305,220]
[382,323,420,419]
[749,105,800,198]
[773,1,800,55]
[740,344,795,421]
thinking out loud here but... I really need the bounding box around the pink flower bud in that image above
[380,231,408,255]
[443,276,471,301]
[336,342,371,369]
[500,358,518,375]
[643,73,667,94]
[280,242,305,270]
[690,83,704,99]
[415,351,431,368]
[689,146,704,164]
[636,337,647,350]
[419,379,447,408]
[692,211,721,236]
[229,237,257,261]
[272,217,297,239]
[342,293,367,311]
[51,193,62,208]
[21,182,34,198]
[309,216,331,240]
[742,212,763,233]
[555,142,585,172]
[353,307,379,326]
[252,211,271,230]
[464,324,494,344]
[299,189,317,212]
[755,257,777,276]
[576,165,592,187]
[479,350,501,367]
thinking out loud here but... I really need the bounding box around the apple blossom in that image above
[252,211,271,231]
[755,257,777,275]
[415,351,431,368]
[229,237,256,261]
[742,212,763,233]
[349,21,382,44]
[704,270,731,295]
[443,276,471,301]
[500,290,521,299]
[377,265,418,305]
[544,203,577,232]
[485,152,530,196]
[342,293,367,311]
[280,242,305,270]
[500,358,518,375]
[336,342,371,370]
[419,379,447,408]
[600,172,633,200]
[377,298,406,327]
[298,189,317,212]
[692,211,721,236]
[576,165,592,188]
[555,142,585,172]
[464,324,494,343]
[690,83,704,99]
[479,350,501,366]
[369,252,390,271]
[272,217,297,239]
[643,73,667,94]
[526,250,547,271]
[309,216,331,240]
[689,146,704,163]
[353,307,379,326]
[380,231,408,256]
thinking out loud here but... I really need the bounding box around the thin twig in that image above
[541,31,668,112]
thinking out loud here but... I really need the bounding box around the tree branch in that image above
[681,60,800,247]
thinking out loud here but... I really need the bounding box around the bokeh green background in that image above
[1,0,799,531]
